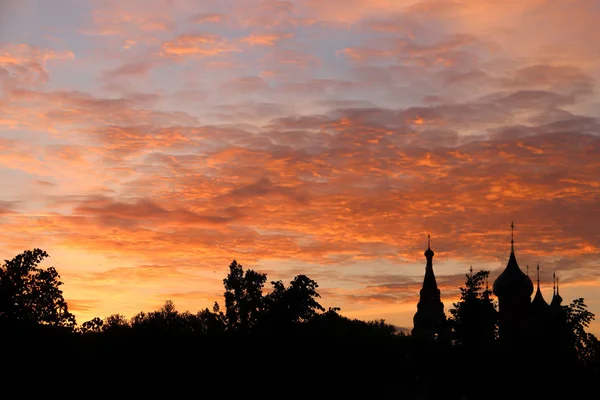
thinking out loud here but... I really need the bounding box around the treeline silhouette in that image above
[1,249,599,399]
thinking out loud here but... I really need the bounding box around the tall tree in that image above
[0,249,76,329]
[285,275,325,322]
[222,260,267,332]
[448,270,497,348]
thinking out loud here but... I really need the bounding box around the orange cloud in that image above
[240,32,293,46]
[102,59,159,78]
[234,0,301,29]
[161,34,241,57]
[191,13,226,24]
[80,3,175,47]
[267,49,321,68]
[3,112,600,327]
[2,0,600,334]
[0,43,74,88]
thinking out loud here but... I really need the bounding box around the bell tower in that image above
[412,235,447,340]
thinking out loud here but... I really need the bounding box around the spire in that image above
[550,270,563,308]
[424,234,434,260]
[422,235,437,289]
[413,235,446,339]
[553,270,556,296]
[526,264,529,278]
[532,263,549,311]
[492,220,533,298]
[506,221,518,267]
[511,221,515,253]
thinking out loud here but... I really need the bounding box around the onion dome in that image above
[531,264,549,312]
[492,222,534,298]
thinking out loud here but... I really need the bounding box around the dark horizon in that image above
[2,246,598,400]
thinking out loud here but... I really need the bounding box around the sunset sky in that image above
[1,0,600,334]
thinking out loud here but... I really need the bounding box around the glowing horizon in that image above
[1,0,599,335]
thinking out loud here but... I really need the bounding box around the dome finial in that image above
[526,264,529,277]
[550,270,563,308]
[511,221,515,253]
[537,263,540,289]
[424,234,434,259]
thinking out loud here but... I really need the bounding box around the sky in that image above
[1,0,600,334]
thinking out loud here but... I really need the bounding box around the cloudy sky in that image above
[1,0,599,333]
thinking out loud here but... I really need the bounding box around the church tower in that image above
[547,271,567,345]
[492,222,534,345]
[550,271,563,309]
[412,235,447,340]
[530,263,551,343]
[531,264,550,314]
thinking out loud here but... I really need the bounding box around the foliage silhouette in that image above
[0,249,76,330]
[79,316,103,334]
[103,313,129,331]
[222,259,267,332]
[448,269,498,348]
[261,274,325,332]
[564,297,598,365]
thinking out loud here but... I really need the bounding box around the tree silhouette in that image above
[222,260,267,332]
[127,299,227,337]
[564,297,598,365]
[448,270,497,348]
[103,313,129,331]
[284,274,326,321]
[195,302,226,335]
[129,300,182,334]
[80,317,103,334]
[262,274,325,331]
[0,249,76,329]
[303,306,399,337]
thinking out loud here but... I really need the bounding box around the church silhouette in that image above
[407,223,588,400]
[412,234,446,340]
[412,222,566,346]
